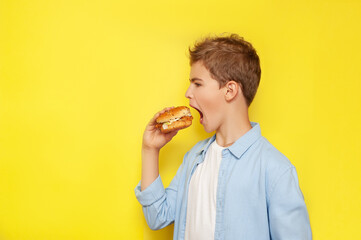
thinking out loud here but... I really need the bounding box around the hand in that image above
[142,107,179,151]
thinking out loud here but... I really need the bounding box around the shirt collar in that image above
[198,122,262,159]
[197,135,216,158]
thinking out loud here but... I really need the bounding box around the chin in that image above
[203,124,216,133]
[203,128,213,133]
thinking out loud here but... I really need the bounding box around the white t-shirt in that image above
[184,140,225,240]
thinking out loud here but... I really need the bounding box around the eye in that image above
[194,82,201,87]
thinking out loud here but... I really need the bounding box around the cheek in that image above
[200,90,224,115]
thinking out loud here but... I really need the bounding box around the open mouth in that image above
[190,105,203,122]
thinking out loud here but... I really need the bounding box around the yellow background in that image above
[1,0,360,239]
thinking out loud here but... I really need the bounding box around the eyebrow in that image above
[189,77,203,82]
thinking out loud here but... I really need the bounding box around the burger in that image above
[155,106,193,133]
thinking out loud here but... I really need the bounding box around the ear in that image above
[224,81,240,101]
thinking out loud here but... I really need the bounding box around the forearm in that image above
[141,147,160,191]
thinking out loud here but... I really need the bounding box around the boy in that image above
[135,33,312,240]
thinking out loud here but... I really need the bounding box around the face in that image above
[185,61,226,133]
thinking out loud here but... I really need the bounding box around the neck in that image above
[215,104,252,148]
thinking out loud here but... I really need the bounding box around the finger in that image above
[165,130,178,141]
[148,111,163,126]
[158,106,174,115]
[149,106,175,125]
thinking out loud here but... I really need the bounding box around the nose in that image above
[185,86,192,99]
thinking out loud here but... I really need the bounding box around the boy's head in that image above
[188,33,261,107]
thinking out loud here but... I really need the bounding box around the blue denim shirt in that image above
[135,122,312,240]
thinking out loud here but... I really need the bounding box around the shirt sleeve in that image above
[268,167,312,240]
[134,154,186,230]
